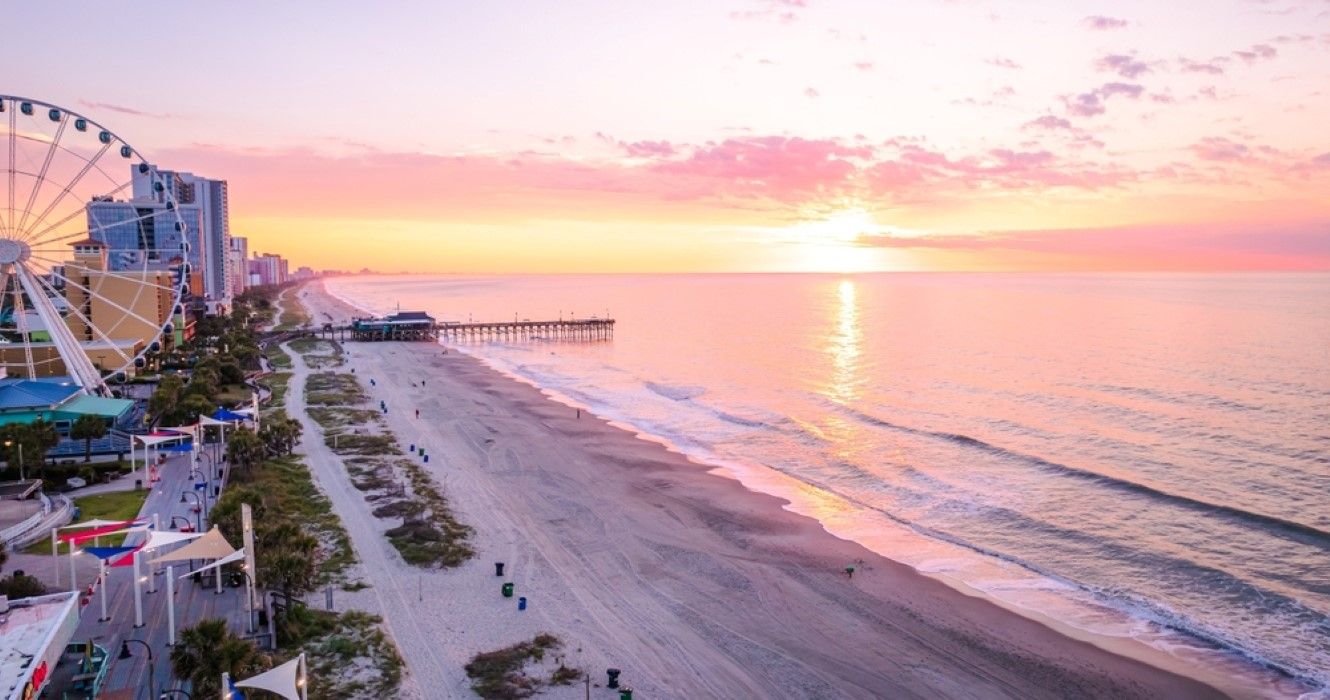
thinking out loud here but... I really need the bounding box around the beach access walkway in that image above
[282,343,446,699]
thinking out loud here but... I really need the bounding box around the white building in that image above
[0,592,80,699]
[229,236,249,294]
[131,168,232,313]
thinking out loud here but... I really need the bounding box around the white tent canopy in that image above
[235,653,306,700]
[141,530,203,551]
[133,433,190,446]
[150,526,236,565]
[178,548,245,578]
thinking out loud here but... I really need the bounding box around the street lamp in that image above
[118,639,156,700]
[236,566,259,635]
[3,439,24,482]
[196,449,220,482]
[179,492,204,532]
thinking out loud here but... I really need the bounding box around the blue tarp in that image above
[211,408,251,422]
[159,443,194,452]
[83,545,137,560]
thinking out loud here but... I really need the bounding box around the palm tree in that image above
[260,521,320,604]
[26,419,59,481]
[148,375,184,428]
[69,415,109,463]
[259,418,302,457]
[170,618,269,697]
[225,427,266,477]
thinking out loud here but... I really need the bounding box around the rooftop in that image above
[0,379,81,411]
[0,592,79,699]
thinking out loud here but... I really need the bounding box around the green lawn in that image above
[216,383,254,406]
[24,489,149,555]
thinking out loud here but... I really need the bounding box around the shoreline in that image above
[301,280,1237,698]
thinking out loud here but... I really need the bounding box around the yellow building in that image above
[62,239,178,356]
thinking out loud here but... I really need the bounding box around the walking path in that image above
[282,343,440,698]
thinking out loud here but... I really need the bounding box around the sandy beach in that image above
[292,281,1228,699]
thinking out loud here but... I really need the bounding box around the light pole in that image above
[236,566,259,636]
[179,492,203,532]
[3,439,24,482]
[197,450,219,482]
[118,639,156,700]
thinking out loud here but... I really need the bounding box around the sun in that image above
[786,208,882,244]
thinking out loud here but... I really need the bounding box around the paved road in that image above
[53,449,252,699]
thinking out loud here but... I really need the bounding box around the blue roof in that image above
[0,377,83,410]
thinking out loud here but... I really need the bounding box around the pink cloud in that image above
[1233,43,1278,63]
[1095,53,1152,79]
[78,100,177,119]
[730,0,807,22]
[620,140,677,158]
[1191,136,1253,161]
[856,221,1330,269]
[985,56,1021,69]
[652,136,869,199]
[1023,115,1073,130]
[853,61,875,72]
[1082,15,1129,30]
[1064,82,1145,117]
[1178,57,1226,75]
[866,144,1133,197]
[804,87,821,98]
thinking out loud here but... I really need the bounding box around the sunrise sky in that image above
[8,0,1330,272]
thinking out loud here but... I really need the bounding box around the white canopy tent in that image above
[150,526,237,565]
[176,547,246,577]
[229,653,307,700]
[130,432,190,479]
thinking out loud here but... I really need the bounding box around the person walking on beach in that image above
[415,408,420,419]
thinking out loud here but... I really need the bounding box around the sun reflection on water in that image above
[827,278,862,405]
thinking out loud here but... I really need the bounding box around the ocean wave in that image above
[741,454,1330,690]
[645,381,707,401]
[1085,383,1268,414]
[838,406,1330,548]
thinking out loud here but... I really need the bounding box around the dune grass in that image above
[465,634,580,700]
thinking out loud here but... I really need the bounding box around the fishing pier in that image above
[321,311,615,343]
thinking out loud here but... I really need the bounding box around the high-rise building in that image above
[229,236,249,294]
[128,167,232,312]
[247,252,288,286]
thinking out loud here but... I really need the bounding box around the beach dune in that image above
[296,282,1225,699]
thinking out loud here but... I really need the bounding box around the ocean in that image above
[326,272,1330,695]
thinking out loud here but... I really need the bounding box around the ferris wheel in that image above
[0,95,187,396]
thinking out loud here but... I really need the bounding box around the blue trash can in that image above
[518,596,527,611]
[424,454,430,463]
